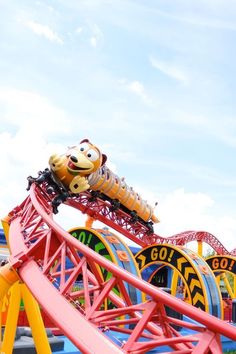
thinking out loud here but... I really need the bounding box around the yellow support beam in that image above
[1,215,11,246]
[221,273,234,299]
[0,299,2,344]
[171,269,179,296]
[1,282,21,354]
[1,217,51,353]
[0,263,19,300]
[216,274,221,286]
[0,263,19,352]
[21,284,52,354]
[0,280,52,354]
[85,215,94,228]
[197,241,203,257]
[234,274,236,298]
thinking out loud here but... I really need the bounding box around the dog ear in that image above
[80,139,90,144]
[101,154,107,166]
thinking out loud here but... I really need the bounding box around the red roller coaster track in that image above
[66,190,233,255]
[168,231,230,255]
[6,182,236,353]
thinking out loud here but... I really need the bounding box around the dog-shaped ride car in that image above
[49,139,107,194]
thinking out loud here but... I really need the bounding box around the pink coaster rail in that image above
[7,183,236,353]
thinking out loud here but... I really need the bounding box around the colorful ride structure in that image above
[1,141,236,354]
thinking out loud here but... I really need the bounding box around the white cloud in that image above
[119,78,152,105]
[150,56,189,85]
[74,22,103,47]
[75,27,83,34]
[25,21,63,44]
[156,188,235,252]
[88,23,104,47]
[90,36,98,47]
[173,110,236,149]
[167,12,236,32]
[0,87,74,216]
[128,81,151,103]
[0,129,66,217]
[0,87,70,135]
[158,188,214,228]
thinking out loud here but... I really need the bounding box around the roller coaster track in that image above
[231,248,236,256]
[6,182,236,353]
[66,191,234,255]
[167,231,230,255]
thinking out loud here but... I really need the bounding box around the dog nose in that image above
[71,156,78,163]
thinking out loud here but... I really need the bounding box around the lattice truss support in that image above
[66,189,232,254]
[168,231,230,255]
[7,184,236,354]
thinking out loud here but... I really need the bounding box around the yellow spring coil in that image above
[88,166,158,223]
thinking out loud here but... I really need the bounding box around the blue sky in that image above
[1,0,236,251]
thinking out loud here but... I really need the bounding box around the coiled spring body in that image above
[88,166,158,223]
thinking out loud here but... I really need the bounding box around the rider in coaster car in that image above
[49,139,107,194]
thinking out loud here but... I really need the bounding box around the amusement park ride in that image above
[1,139,236,353]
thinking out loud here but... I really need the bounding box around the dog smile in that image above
[67,161,89,171]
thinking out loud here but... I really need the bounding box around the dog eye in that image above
[78,143,89,152]
[86,149,99,162]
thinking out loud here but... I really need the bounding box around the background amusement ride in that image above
[1,139,236,353]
